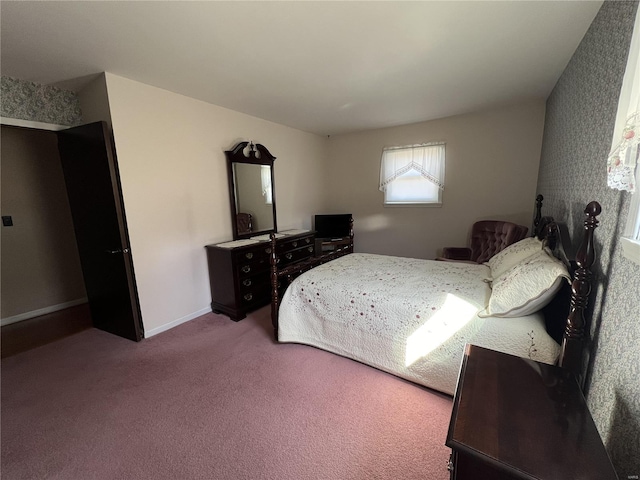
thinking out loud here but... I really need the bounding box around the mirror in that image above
[226,141,277,239]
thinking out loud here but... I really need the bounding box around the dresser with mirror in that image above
[205,141,315,321]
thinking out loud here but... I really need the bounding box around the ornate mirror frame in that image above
[226,141,278,240]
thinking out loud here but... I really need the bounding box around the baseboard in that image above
[1,298,89,327]
[144,306,212,338]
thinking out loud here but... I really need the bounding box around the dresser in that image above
[205,231,315,321]
[446,345,618,480]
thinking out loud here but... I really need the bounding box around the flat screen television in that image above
[314,214,352,239]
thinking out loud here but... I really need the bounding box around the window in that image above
[607,6,640,264]
[261,165,272,205]
[379,142,445,206]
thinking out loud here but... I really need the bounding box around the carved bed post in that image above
[348,217,354,253]
[269,233,279,339]
[533,194,543,236]
[558,201,601,379]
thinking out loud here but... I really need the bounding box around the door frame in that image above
[1,118,144,341]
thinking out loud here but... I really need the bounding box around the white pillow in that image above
[479,249,570,318]
[484,237,544,279]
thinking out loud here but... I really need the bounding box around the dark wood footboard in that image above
[270,218,354,339]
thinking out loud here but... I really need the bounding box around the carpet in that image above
[1,306,453,479]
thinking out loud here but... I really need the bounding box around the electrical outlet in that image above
[2,216,13,227]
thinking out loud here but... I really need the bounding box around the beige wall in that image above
[77,73,113,127]
[1,126,86,319]
[326,102,546,259]
[103,73,328,335]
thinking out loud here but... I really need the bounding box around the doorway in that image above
[1,122,143,348]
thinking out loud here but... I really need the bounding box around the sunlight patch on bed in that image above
[405,294,477,367]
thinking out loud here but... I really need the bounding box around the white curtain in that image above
[379,143,445,192]
[607,7,640,193]
[261,165,272,204]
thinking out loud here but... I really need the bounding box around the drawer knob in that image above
[244,293,253,301]
[285,253,293,260]
[265,248,272,254]
[245,252,253,260]
[242,265,251,273]
[292,241,298,247]
[242,279,252,287]
[305,238,311,244]
[307,246,313,252]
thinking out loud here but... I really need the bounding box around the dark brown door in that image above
[57,121,143,341]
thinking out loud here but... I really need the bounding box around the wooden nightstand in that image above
[446,344,618,480]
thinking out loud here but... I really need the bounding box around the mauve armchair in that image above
[438,220,529,264]
[237,213,253,235]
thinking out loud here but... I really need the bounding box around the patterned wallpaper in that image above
[537,1,640,477]
[1,76,82,126]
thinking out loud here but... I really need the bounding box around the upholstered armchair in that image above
[439,220,529,264]
[236,213,253,235]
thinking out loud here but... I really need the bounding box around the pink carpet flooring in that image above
[1,307,453,479]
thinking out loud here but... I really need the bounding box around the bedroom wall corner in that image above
[77,73,113,128]
[535,1,640,477]
[325,101,546,260]
[103,73,329,335]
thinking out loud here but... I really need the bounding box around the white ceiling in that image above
[1,1,602,136]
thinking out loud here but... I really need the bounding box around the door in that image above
[57,121,143,341]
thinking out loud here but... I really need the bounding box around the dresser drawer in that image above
[206,232,316,322]
[235,245,272,262]
[238,271,270,293]
[278,244,314,267]
[235,258,270,278]
[277,234,313,253]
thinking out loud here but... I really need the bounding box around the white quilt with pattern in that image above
[278,253,560,395]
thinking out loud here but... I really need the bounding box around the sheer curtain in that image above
[379,143,445,192]
[261,165,272,205]
[607,7,640,193]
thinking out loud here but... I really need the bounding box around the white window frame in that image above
[612,7,640,265]
[379,142,445,207]
[621,159,640,264]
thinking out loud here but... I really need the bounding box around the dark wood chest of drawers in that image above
[446,345,618,480]
[205,232,315,321]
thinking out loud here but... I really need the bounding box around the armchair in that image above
[439,220,528,264]
[236,213,253,235]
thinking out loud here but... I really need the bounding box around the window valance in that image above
[379,143,445,192]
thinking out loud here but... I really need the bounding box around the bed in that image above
[268,196,601,395]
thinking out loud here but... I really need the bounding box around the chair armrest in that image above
[440,247,473,261]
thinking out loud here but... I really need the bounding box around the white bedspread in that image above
[278,253,560,395]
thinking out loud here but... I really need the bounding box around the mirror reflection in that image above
[233,163,274,234]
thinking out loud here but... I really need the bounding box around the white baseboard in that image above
[1,298,89,327]
[144,306,212,338]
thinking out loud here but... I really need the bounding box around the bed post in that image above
[533,194,543,236]
[558,201,601,379]
[348,216,354,253]
[269,233,279,339]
